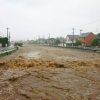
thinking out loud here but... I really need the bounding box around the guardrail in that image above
[43,44,100,53]
[58,46,100,53]
[0,46,18,57]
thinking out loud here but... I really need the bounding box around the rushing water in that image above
[23,51,40,59]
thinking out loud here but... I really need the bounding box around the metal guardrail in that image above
[0,46,17,56]
[50,45,100,53]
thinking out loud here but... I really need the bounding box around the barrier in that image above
[0,47,18,57]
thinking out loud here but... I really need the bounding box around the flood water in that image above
[23,51,41,59]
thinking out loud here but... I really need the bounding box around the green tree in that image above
[14,42,23,47]
[0,37,8,47]
[96,33,100,39]
[54,39,61,46]
[91,38,100,46]
[75,40,82,46]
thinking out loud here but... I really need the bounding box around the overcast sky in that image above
[0,0,100,40]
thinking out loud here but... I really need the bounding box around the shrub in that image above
[14,42,23,47]
[74,40,82,46]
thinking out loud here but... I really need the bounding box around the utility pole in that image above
[96,28,99,33]
[42,35,45,45]
[6,27,9,47]
[38,36,40,44]
[8,32,10,46]
[72,28,75,46]
[63,37,64,47]
[48,33,50,46]
[80,29,83,35]
[6,27,9,38]
[48,33,50,41]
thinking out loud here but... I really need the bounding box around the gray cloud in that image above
[0,0,100,40]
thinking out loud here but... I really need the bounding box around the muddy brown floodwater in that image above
[0,44,100,100]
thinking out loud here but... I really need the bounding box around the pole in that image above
[38,36,40,44]
[9,32,10,46]
[48,33,50,46]
[72,28,74,46]
[80,29,83,35]
[6,27,9,38]
[6,27,9,47]
[63,37,64,47]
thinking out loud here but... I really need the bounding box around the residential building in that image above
[96,33,100,39]
[66,35,79,44]
[80,32,95,46]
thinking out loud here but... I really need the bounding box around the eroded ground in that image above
[0,45,100,100]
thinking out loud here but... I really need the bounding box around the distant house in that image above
[80,32,95,46]
[96,33,100,39]
[57,37,66,47]
[47,38,55,46]
[66,35,79,44]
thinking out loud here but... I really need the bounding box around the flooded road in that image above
[0,45,100,100]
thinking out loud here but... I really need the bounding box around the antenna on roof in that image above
[80,29,83,35]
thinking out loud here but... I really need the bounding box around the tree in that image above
[75,40,82,46]
[91,38,100,46]
[14,42,23,47]
[0,37,8,47]
[54,39,61,46]
[96,33,100,39]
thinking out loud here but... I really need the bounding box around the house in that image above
[80,32,95,46]
[96,33,100,39]
[66,35,79,44]
[57,37,66,47]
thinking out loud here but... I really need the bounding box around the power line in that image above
[76,18,100,28]
[72,18,100,34]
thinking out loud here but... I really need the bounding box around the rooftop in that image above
[80,32,93,38]
[67,35,79,40]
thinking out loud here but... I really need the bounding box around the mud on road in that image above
[0,45,100,100]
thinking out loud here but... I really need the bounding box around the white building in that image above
[66,35,79,44]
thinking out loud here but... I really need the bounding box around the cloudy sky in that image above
[0,0,100,40]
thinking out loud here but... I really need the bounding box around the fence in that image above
[0,46,18,57]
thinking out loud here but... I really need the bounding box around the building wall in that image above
[86,33,95,44]
[66,36,73,43]
[66,37,72,43]
[80,33,95,45]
